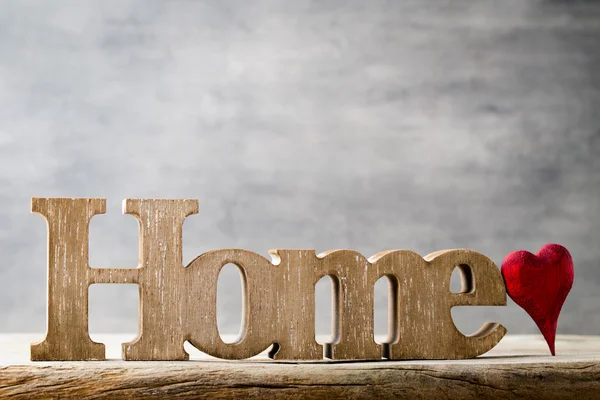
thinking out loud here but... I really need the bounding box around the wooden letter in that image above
[273,250,380,360]
[31,198,199,361]
[184,250,279,359]
[370,249,507,359]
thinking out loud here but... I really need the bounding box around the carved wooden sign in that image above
[31,197,508,361]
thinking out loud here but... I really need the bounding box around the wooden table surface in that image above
[0,334,598,399]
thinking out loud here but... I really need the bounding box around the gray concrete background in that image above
[0,0,599,340]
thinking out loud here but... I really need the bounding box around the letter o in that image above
[184,249,279,359]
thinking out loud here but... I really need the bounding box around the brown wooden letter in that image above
[31,198,199,361]
[370,249,507,359]
[184,249,279,359]
[273,249,380,360]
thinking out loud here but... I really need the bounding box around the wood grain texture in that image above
[6,335,600,399]
[31,198,107,361]
[31,198,201,361]
[271,248,506,360]
[32,198,506,361]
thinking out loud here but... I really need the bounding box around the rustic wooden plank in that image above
[1,334,599,399]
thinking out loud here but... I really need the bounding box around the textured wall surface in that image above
[0,0,599,341]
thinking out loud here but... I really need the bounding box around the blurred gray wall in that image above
[0,0,599,341]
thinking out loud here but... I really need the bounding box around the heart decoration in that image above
[501,244,574,356]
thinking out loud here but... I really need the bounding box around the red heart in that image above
[501,244,574,355]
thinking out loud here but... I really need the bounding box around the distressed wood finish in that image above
[6,335,600,399]
[374,249,506,359]
[185,249,280,360]
[32,197,506,361]
[31,198,107,361]
[271,248,506,360]
[31,198,200,361]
